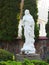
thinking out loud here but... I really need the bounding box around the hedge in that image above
[0,49,14,61]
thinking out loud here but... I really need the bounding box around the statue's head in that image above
[25,9,30,15]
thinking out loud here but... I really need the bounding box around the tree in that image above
[0,0,20,41]
[46,11,49,38]
[23,0,38,22]
[22,0,39,40]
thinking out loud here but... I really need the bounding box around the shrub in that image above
[31,60,48,65]
[0,49,14,61]
[0,61,22,65]
[0,61,6,65]
[6,61,17,65]
[16,62,22,65]
[22,59,34,65]
[0,60,49,65]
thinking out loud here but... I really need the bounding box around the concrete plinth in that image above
[16,54,41,61]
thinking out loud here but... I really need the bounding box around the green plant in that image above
[0,61,22,65]
[0,60,49,65]
[46,11,49,38]
[16,62,22,65]
[22,59,34,65]
[34,22,39,40]
[0,0,20,41]
[0,49,14,61]
[6,61,17,65]
[0,61,6,65]
[31,60,48,65]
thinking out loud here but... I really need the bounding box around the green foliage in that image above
[0,61,6,65]
[0,61,22,65]
[0,0,20,41]
[22,59,34,65]
[46,11,49,38]
[34,23,39,40]
[0,60,49,65]
[16,62,22,65]
[6,61,17,65]
[23,0,38,22]
[0,49,14,61]
[31,60,48,65]
[22,27,25,42]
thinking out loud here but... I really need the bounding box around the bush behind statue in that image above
[0,49,14,61]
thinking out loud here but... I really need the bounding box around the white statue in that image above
[37,19,47,36]
[18,9,36,54]
[37,0,48,37]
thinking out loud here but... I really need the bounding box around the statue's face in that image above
[25,9,30,15]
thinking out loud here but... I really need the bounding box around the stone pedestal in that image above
[35,36,49,60]
[16,54,41,61]
[0,39,24,54]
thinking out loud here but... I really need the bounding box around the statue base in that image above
[16,53,41,61]
[21,48,36,54]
